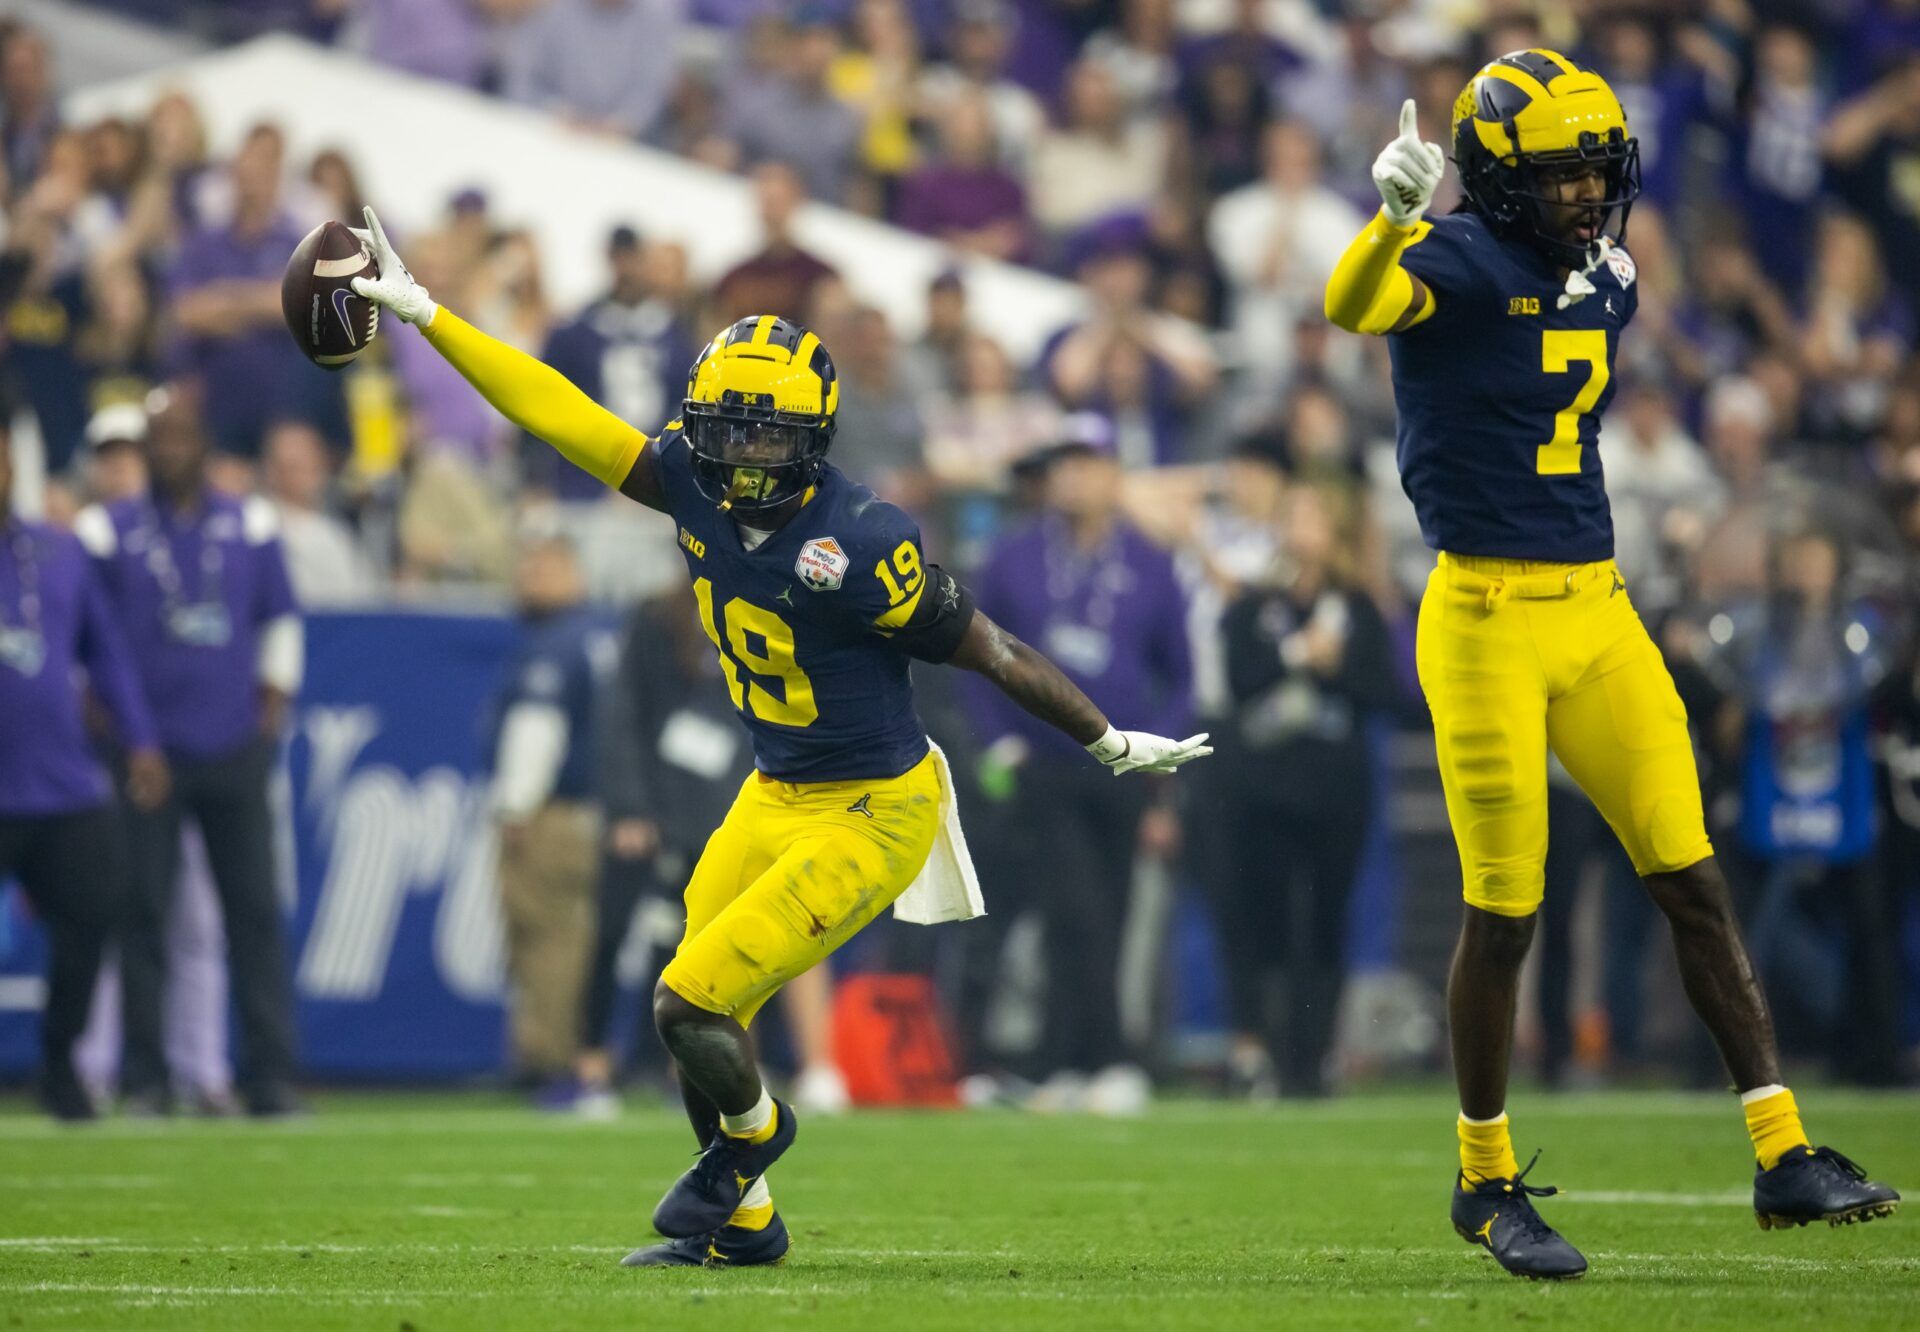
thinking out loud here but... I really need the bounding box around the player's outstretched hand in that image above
[1087,727,1213,776]
[1372,98,1447,227]
[348,206,437,327]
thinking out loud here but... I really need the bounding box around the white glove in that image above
[348,205,437,327]
[1086,725,1213,776]
[1372,98,1447,228]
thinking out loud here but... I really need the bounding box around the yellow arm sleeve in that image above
[1323,210,1436,336]
[419,307,648,489]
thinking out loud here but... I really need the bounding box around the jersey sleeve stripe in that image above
[872,580,927,631]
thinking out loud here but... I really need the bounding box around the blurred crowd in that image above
[2,0,1919,1114]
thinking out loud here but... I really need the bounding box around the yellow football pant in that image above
[1415,553,1713,917]
[661,751,942,1026]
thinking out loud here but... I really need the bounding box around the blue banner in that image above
[0,611,524,1080]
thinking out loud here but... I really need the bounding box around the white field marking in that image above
[405,1204,500,1217]
[1330,1244,1920,1274]
[8,1237,1913,1272]
[0,1090,1909,1138]
[1559,1189,1752,1206]
[0,1110,679,1141]
[399,1172,539,1188]
[674,1283,876,1297]
[1143,1093,1918,1124]
[810,1247,1015,1260]
[1048,1179,1150,1192]
[0,1236,120,1246]
[1,1280,501,1303]
[0,1174,163,1189]
[0,1240,597,1255]
[0,1239,1022,1261]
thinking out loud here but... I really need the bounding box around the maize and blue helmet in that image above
[1451,49,1641,270]
[682,314,839,512]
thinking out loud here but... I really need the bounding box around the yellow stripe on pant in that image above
[662,750,942,1027]
[1414,553,1713,917]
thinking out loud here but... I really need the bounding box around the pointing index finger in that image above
[1399,97,1420,142]
[362,206,393,259]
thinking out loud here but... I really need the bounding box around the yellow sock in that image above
[1458,1112,1520,1184]
[728,1201,775,1230]
[1743,1086,1810,1170]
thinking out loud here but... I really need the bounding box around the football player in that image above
[348,209,1210,1268]
[1325,54,1899,1280]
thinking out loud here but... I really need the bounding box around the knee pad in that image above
[1635,792,1713,877]
[1446,722,1523,808]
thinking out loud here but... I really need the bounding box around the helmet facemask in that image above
[684,397,833,512]
[1491,130,1641,271]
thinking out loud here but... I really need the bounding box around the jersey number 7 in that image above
[692,577,820,727]
[1536,329,1610,476]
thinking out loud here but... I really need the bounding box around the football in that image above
[281,219,379,369]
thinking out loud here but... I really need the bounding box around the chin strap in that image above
[1556,236,1615,310]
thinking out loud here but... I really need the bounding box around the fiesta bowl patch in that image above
[1605,246,1636,288]
[796,537,849,591]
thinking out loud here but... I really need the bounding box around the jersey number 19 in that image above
[692,578,820,728]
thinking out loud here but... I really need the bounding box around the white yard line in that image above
[0,1280,502,1304]
[0,1175,162,1189]
[1558,1189,1752,1206]
[2,1236,1911,1273]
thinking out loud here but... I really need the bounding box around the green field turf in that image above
[0,1088,1915,1330]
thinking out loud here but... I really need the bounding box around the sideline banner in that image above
[0,611,520,1079]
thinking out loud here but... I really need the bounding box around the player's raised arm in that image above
[946,605,1210,776]
[1324,98,1445,336]
[349,207,666,511]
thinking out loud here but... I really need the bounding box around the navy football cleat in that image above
[1452,1154,1588,1281]
[622,1210,790,1268]
[651,1100,798,1238]
[1754,1146,1900,1230]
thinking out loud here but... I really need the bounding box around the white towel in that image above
[892,742,986,924]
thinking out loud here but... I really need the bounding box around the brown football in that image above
[282,219,378,370]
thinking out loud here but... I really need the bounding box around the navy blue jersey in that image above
[1390,211,1638,563]
[651,424,931,783]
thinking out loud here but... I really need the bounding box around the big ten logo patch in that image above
[679,527,706,559]
[795,536,848,591]
[1508,295,1541,316]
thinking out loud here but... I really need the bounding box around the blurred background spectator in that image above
[966,419,1190,1113]
[488,532,609,1102]
[77,382,303,1117]
[1217,482,1396,1098]
[500,0,686,142]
